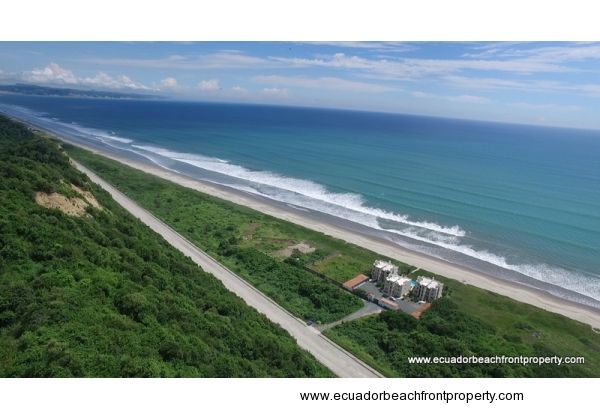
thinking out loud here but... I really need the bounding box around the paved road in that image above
[75,161,383,378]
[317,301,382,332]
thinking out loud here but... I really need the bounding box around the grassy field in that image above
[65,143,600,377]
[72,145,413,284]
[65,144,364,323]
[0,116,331,377]
[325,271,600,377]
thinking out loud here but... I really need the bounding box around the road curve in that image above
[75,161,383,378]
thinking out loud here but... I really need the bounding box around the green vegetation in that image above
[65,144,364,323]
[71,143,413,282]
[66,140,600,378]
[228,248,359,322]
[325,273,600,377]
[0,115,331,377]
[0,83,157,99]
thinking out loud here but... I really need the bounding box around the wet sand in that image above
[59,136,600,330]
[11,113,600,330]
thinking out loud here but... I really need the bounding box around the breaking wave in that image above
[2,102,599,304]
[0,103,135,146]
[130,144,600,303]
[386,228,600,304]
[132,144,467,237]
[64,123,134,144]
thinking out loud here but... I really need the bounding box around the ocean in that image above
[1,95,599,307]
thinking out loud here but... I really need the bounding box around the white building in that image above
[371,260,397,286]
[382,274,413,298]
[414,276,444,302]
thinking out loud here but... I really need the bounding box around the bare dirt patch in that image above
[72,184,101,209]
[35,184,102,217]
[273,242,316,258]
[241,222,260,241]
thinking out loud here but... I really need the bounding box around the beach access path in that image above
[316,301,382,332]
[74,161,383,378]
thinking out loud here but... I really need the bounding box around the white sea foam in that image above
[3,104,598,303]
[132,144,466,236]
[130,144,600,303]
[100,134,134,144]
[67,124,134,144]
[386,227,600,303]
[0,104,136,145]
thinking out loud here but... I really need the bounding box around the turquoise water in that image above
[1,96,599,306]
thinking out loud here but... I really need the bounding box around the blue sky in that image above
[1,42,600,129]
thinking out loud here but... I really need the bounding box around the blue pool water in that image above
[1,95,599,306]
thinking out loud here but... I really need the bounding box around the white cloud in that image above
[72,46,594,96]
[451,94,491,104]
[159,77,178,88]
[272,52,571,81]
[198,79,220,91]
[271,53,372,70]
[79,44,590,80]
[535,44,600,62]
[262,87,289,97]
[254,75,393,92]
[115,75,148,90]
[412,90,491,104]
[82,72,150,90]
[297,42,415,53]
[404,58,568,75]
[577,84,600,96]
[18,63,151,91]
[443,75,600,97]
[231,86,248,93]
[22,63,78,84]
[442,75,533,90]
[81,52,271,70]
[510,102,581,111]
[465,42,600,63]
[82,72,114,87]
[411,91,433,98]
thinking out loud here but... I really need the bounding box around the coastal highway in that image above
[74,161,383,378]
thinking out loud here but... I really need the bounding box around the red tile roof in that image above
[343,274,369,290]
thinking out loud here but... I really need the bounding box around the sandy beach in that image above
[10,115,600,330]
[45,137,600,331]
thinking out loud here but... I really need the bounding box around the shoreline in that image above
[12,114,600,329]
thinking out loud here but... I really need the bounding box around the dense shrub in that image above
[0,116,330,377]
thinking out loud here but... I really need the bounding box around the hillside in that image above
[0,115,330,377]
[65,140,600,378]
[0,84,158,99]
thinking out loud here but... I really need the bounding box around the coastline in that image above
[13,114,600,329]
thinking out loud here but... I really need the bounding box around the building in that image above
[414,276,444,302]
[371,260,397,286]
[382,274,413,298]
[342,273,369,291]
